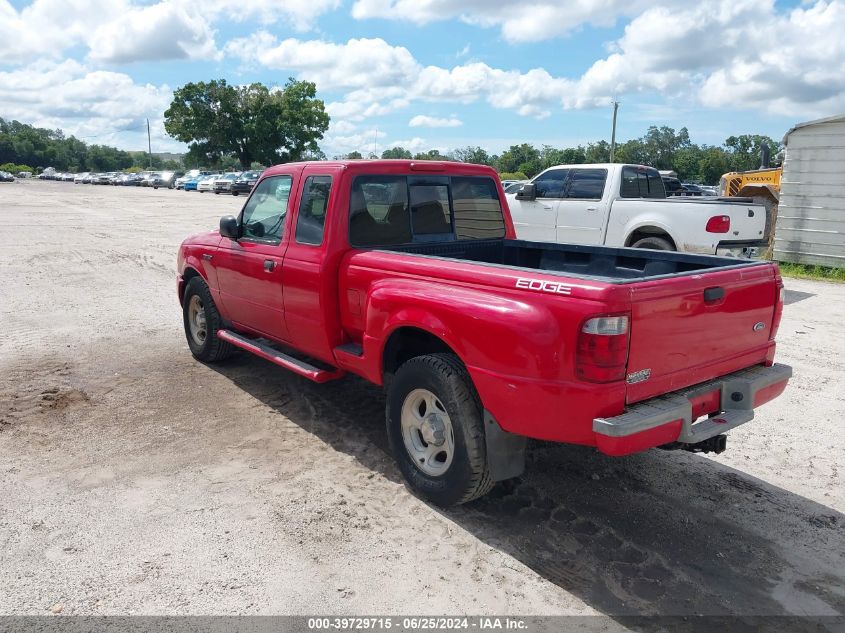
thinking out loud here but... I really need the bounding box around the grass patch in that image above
[777,262,845,282]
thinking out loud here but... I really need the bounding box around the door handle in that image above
[542,205,553,210]
[263,260,276,272]
[586,206,597,211]
[202,253,213,261]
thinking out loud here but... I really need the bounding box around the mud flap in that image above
[484,410,527,482]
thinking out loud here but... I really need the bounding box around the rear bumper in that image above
[716,240,768,258]
[593,363,792,456]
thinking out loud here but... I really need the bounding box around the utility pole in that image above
[146,118,153,169]
[609,101,619,163]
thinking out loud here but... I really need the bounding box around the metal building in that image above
[774,114,845,268]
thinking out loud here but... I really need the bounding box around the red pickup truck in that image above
[177,160,791,505]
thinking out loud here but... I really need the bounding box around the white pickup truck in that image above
[506,163,768,256]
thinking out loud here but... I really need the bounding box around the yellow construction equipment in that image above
[718,146,781,249]
[718,166,781,201]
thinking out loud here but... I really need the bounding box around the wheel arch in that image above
[624,223,678,249]
[381,325,462,384]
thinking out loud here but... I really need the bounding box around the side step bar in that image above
[217,330,345,383]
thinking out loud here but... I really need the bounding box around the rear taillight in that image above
[706,215,731,233]
[771,277,784,340]
[576,315,630,383]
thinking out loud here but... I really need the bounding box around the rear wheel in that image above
[182,277,234,362]
[386,354,493,506]
[631,235,674,250]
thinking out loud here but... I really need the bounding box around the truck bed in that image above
[385,239,767,283]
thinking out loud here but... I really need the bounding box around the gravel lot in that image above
[0,181,843,622]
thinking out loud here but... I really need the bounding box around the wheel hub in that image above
[399,388,455,477]
[420,414,446,446]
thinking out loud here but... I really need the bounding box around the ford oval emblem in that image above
[753,322,766,332]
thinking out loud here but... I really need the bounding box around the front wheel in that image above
[386,354,493,506]
[182,277,234,362]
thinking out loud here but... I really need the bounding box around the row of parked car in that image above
[40,170,183,188]
[38,168,263,196]
[176,170,262,195]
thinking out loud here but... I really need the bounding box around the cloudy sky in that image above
[1,0,843,157]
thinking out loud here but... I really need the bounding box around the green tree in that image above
[723,134,782,171]
[382,146,412,159]
[345,151,363,159]
[449,146,491,165]
[585,141,611,163]
[164,78,329,170]
[413,149,450,160]
[496,143,541,177]
[673,146,704,181]
[698,147,730,184]
[498,171,528,181]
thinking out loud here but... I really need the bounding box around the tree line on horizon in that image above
[351,127,782,185]
[3,76,781,186]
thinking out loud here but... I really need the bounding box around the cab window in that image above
[295,175,333,245]
[240,176,292,242]
[533,169,569,198]
[565,169,607,200]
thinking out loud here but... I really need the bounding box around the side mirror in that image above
[219,215,239,239]
[515,183,536,201]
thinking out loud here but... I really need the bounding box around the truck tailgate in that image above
[720,199,766,241]
[625,264,778,404]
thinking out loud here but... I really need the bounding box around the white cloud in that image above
[0,59,177,151]
[575,0,845,117]
[409,115,462,128]
[321,127,386,156]
[88,3,219,64]
[0,0,127,64]
[227,35,578,122]
[388,137,429,152]
[350,0,663,43]
[0,0,341,66]
[203,0,341,31]
[240,1,844,123]
[225,35,419,90]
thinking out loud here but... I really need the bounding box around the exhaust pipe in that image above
[683,434,727,455]
[760,144,770,169]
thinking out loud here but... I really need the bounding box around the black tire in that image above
[182,277,234,362]
[214,191,219,195]
[232,192,239,196]
[386,353,493,506]
[631,235,674,250]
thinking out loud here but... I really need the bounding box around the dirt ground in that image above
[0,180,843,622]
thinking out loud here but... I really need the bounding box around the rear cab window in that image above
[349,175,505,247]
[565,169,607,200]
[295,175,333,245]
[620,166,666,199]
